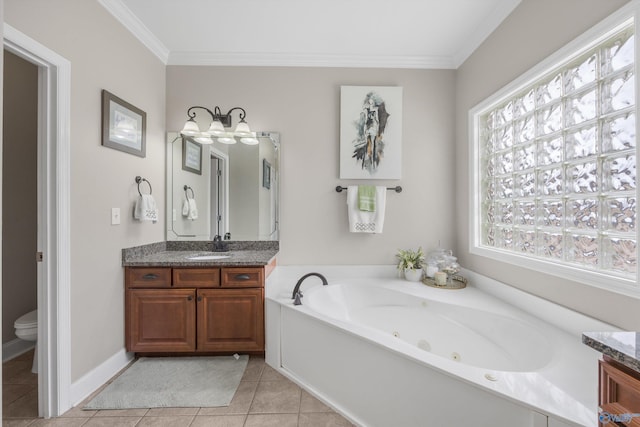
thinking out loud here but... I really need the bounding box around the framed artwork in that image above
[339,86,403,179]
[101,89,146,157]
[263,159,271,189]
[182,138,202,175]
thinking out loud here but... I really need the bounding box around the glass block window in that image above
[476,21,637,284]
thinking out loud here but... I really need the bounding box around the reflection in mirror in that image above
[166,131,280,241]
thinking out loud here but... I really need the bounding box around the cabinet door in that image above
[197,288,264,352]
[599,359,640,427]
[127,289,196,352]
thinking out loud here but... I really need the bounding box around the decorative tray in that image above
[422,274,468,290]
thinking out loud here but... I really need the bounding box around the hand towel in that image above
[182,199,190,216]
[187,198,198,220]
[182,198,198,220]
[347,185,386,233]
[134,194,158,222]
[358,185,376,212]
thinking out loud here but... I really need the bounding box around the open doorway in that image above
[3,24,71,418]
[209,146,229,240]
[2,48,39,418]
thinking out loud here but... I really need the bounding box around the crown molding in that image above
[452,0,522,68]
[167,51,457,69]
[98,0,521,70]
[97,0,170,64]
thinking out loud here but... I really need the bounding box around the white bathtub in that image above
[304,283,553,373]
[265,266,614,427]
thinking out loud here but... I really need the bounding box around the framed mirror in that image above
[166,131,280,241]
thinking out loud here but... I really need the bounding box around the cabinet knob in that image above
[142,273,158,280]
[187,295,193,301]
[197,296,202,302]
[234,274,251,281]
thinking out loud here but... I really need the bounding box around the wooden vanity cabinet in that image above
[599,356,640,427]
[125,266,265,354]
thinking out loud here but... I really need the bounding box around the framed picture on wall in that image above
[263,159,271,189]
[101,89,146,157]
[182,138,202,175]
[339,86,403,179]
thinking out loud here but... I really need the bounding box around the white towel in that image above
[187,198,198,220]
[134,194,158,222]
[347,185,386,233]
[182,197,198,220]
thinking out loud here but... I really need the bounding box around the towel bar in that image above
[135,176,152,196]
[335,185,402,193]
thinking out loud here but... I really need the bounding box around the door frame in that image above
[209,146,229,240]
[3,24,71,418]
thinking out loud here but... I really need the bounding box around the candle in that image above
[434,271,447,286]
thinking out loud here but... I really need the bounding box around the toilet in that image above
[14,309,38,373]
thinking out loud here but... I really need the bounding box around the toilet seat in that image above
[14,309,37,330]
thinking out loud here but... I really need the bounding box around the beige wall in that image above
[2,51,37,343]
[167,67,457,264]
[455,0,640,330]
[5,0,166,381]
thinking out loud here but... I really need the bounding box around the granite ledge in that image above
[582,331,640,373]
[122,241,278,267]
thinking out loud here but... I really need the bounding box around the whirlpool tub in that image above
[265,266,614,427]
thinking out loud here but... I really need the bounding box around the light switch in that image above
[111,207,121,225]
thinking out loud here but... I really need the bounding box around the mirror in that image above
[166,131,280,241]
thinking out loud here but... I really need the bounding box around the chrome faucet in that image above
[212,235,228,252]
[291,272,328,305]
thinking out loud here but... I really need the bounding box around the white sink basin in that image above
[186,254,230,260]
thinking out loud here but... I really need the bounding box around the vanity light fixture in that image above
[180,105,258,145]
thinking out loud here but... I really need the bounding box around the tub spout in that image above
[292,272,328,305]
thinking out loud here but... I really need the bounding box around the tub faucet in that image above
[292,272,328,305]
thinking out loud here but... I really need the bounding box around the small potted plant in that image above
[396,247,425,281]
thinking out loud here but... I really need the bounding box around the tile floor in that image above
[3,350,355,426]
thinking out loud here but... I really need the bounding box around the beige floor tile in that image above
[81,417,142,426]
[259,365,288,382]
[59,405,98,418]
[249,381,301,414]
[189,414,246,427]
[299,412,354,427]
[93,408,149,417]
[300,391,333,413]
[4,383,37,405]
[3,364,38,385]
[4,388,39,419]
[198,381,258,415]
[145,407,199,416]
[135,415,195,426]
[244,413,299,427]
[241,357,265,382]
[2,419,39,427]
[28,418,89,426]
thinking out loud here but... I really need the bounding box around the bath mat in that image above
[84,355,248,409]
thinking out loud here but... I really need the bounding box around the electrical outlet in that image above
[111,207,121,225]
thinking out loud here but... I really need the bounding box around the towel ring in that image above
[135,176,152,196]
[184,185,195,199]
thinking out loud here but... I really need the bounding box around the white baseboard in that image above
[2,339,36,362]
[69,349,134,407]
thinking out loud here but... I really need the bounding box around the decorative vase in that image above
[404,268,423,282]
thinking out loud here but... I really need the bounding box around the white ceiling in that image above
[99,0,522,69]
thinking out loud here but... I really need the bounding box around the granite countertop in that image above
[122,241,278,267]
[582,331,640,373]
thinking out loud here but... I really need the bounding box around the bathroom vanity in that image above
[123,241,277,355]
[582,332,640,426]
